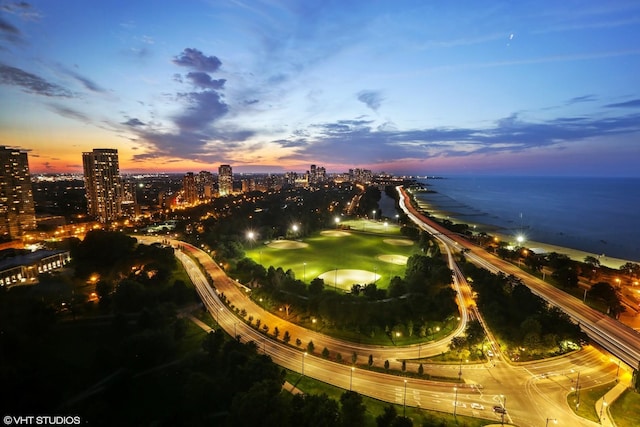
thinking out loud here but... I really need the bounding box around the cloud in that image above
[0,63,72,97]
[605,99,640,108]
[185,71,226,89]
[279,111,640,167]
[48,104,90,123]
[272,138,308,148]
[61,67,107,93]
[0,17,22,44]
[122,118,145,127]
[173,48,222,72]
[1,1,41,21]
[566,95,597,105]
[357,90,383,111]
[174,90,228,131]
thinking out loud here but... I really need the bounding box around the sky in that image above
[1,0,639,176]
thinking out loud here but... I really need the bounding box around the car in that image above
[471,403,485,410]
[493,405,507,414]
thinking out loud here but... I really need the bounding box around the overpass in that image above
[397,186,640,385]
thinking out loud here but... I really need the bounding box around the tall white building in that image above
[82,148,123,223]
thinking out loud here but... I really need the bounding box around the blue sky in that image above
[1,0,639,176]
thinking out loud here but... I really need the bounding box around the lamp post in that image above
[611,358,621,382]
[350,367,354,391]
[302,352,307,376]
[545,418,557,427]
[599,397,607,424]
[303,262,306,282]
[453,386,458,418]
[500,394,507,426]
[575,371,581,410]
[458,357,463,380]
[403,379,408,416]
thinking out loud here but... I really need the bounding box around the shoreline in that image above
[413,198,633,270]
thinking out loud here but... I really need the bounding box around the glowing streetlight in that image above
[453,386,458,418]
[350,366,355,391]
[516,234,525,245]
[599,397,607,423]
[403,379,408,416]
[334,217,340,228]
[302,352,307,376]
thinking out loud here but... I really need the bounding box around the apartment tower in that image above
[218,164,233,196]
[0,146,36,239]
[82,148,122,222]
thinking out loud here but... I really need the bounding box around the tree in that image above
[351,351,358,365]
[418,363,424,376]
[340,391,366,427]
[322,347,330,359]
[384,360,390,372]
[368,354,374,368]
[283,331,291,344]
[307,340,315,353]
[376,405,397,427]
[588,282,625,318]
[273,326,280,339]
[391,416,413,427]
[401,360,406,373]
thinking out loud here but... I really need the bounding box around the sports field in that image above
[245,219,420,291]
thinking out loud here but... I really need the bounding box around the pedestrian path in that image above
[596,380,629,427]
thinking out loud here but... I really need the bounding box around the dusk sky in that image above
[1,1,639,176]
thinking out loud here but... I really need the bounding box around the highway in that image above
[397,186,640,371]
[135,235,625,426]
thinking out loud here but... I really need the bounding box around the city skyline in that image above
[1,1,639,176]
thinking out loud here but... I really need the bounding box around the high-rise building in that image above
[0,146,36,239]
[182,172,197,204]
[196,170,214,200]
[82,148,122,223]
[218,164,233,196]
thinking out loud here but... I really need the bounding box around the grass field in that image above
[610,388,640,427]
[245,220,420,290]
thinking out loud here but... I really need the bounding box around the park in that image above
[245,219,420,291]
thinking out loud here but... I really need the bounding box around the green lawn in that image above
[610,388,640,427]
[246,225,420,289]
[567,381,616,423]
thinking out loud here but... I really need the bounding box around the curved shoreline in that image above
[412,195,634,270]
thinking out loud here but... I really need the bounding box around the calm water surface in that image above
[412,176,640,261]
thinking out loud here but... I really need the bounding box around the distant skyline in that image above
[1,1,639,176]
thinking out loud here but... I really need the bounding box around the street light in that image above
[500,395,507,426]
[334,217,340,228]
[303,262,307,282]
[350,366,355,391]
[611,358,621,382]
[545,418,557,427]
[302,352,307,376]
[458,357,463,380]
[372,210,376,220]
[599,397,607,423]
[403,379,408,416]
[453,386,458,418]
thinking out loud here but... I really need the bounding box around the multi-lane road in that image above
[138,202,627,427]
[397,186,640,371]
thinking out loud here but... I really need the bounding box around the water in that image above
[413,176,640,261]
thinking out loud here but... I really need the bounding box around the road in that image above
[397,186,640,371]
[137,232,621,426]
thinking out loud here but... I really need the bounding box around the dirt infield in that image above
[266,240,310,249]
[319,230,351,237]
[318,269,380,289]
[383,238,413,246]
[377,254,408,265]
